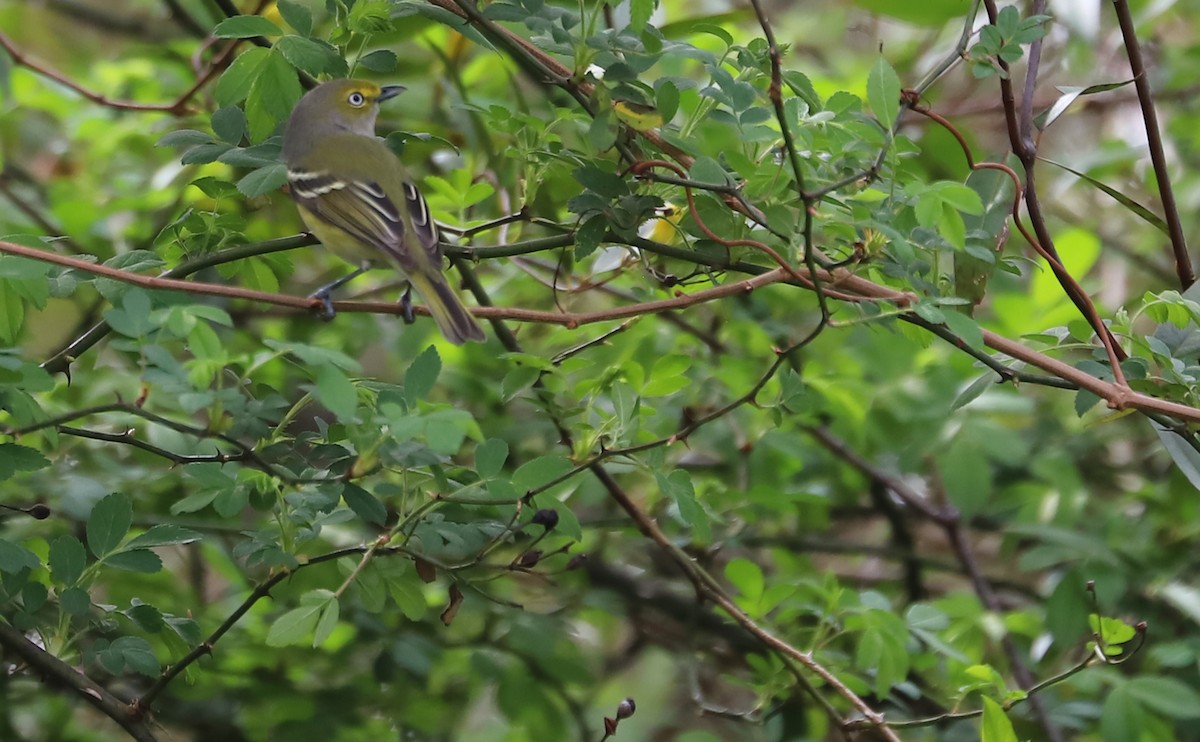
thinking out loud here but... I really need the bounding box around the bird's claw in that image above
[400,286,415,324]
[309,289,337,321]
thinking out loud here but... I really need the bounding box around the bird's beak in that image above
[378,85,406,102]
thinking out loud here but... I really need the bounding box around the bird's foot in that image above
[400,286,415,324]
[309,289,337,321]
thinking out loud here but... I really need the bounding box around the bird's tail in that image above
[409,272,486,345]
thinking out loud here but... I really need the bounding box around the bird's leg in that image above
[308,264,370,320]
[399,283,415,324]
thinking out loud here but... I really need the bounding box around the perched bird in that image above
[282,79,485,344]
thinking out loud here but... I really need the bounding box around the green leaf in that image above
[156,129,215,148]
[1100,684,1143,742]
[942,311,983,350]
[475,438,509,479]
[213,15,282,38]
[314,363,358,421]
[49,536,87,586]
[385,568,426,620]
[266,593,333,646]
[500,364,540,402]
[245,49,301,142]
[574,214,609,260]
[125,525,203,549]
[656,470,709,542]
[1089,614,1137,648]
[725,558,764,603]
[937,440,991,517]
[628,0,654,28]
[215,47,270,107]
[1037,79,1136,131]
[110,636,160,676]
[312,597,340,646]
[104,549,163,573]
[0,538,40,574]
[512,455,573,493]
[867,55,901,129]
[0,443,48,480]
[405,345,442,406]
[125,601,165,633]
[1040,157,1168,236]
[211,106,246,145]
[266,605,322,646]
[980,697,1018,742]
[0,286,23,343]
[237,162,288,198]
[87,493,132,558]
[275,35,346,77]
[276,0,313,35]
[342,483,387,526]
[358,49,397,73]
[1126,675,1200,719]
[60,586,91,615]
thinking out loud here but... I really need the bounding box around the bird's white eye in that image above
[347,92,366,107]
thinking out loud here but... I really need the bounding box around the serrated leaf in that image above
[867,56,901,129]
[0,538,40,574]
[511,455,573,493]
[0,443,48,480]
[49,536,86,586]
[215,47,270,107]
[500,364,540,401]
[404,345,442,406]
[125,525,202,549]
[245,50,300,142]
[312,597,340,646]
[276,0,313,35]
[211,106,246,145]
[357,49,397,73]
[104,549,163,573]
[112,636,159,676]
[342,483,387,526]
[275,35,346,77]
[266,603,323,646]
[156,129,215,148]
[60,586,91,615]
[237,162,288,198]
[656,469,709,542]
[87,493,132,558]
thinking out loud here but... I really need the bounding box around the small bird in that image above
[282,79,485,344]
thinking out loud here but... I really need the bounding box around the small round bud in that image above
[27,504,51,520]
[516,550,542,569]
[616,697,636,719]
[531,508,559,530]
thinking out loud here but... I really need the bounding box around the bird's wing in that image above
[287,159,440,273]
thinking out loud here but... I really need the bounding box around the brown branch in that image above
[0,25,244,117]
[0,622,158,742]
[1110,0,1192,289]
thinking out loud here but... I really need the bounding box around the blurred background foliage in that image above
[3,0,1200,740]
